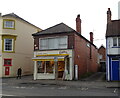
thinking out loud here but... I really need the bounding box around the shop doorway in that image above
[58,61,65,78]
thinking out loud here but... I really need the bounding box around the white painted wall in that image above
[106,37,120,55]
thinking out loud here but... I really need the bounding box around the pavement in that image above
[2,72,119,89]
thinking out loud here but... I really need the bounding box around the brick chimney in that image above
[90,32,93,43]
[76,14,81,34]
[107,8,112,23]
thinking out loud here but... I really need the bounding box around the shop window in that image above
[46,61,54,73]
[37,61,44,73]
[4,59,12,66]
[37,61,54,73]
[37,61,65,75]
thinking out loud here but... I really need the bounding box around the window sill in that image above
[4,65,12,66]
[112,47,120,48]
[2,51,15,53]
[3,27,15,30]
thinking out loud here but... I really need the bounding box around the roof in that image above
[2,13,41,30]
[32,23,75,36]
[106,20,120,37]
[98,45,106,50]
[32,22,97,49]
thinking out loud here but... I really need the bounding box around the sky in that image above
[0,0,119,48]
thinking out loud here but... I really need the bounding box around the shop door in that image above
[5,67,10,75]
[111,60,120,81]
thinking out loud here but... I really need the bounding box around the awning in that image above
[32,54,69,61]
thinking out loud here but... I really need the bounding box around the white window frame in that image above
[39,36,68,50]
[4,39,14,52]
[118,38,120,47]
[3,20,15,29]
[113,37,120,47]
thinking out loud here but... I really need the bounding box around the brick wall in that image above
[74,33,98,79]
[98,46,106,61]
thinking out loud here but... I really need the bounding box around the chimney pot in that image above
[107,8,112,23]
[76,14,81,34]
[77,14,80,18]
[90,32,93,43]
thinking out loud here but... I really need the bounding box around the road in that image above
[2,82,119,97]
[1,73,119,97]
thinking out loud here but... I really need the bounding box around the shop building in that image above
[32,15,98,80]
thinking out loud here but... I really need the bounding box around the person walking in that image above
[17,67,22,79]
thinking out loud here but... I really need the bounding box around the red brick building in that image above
[98,45,106,72]
[32,15,98,80]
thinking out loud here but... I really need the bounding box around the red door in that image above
[5,67,10,75]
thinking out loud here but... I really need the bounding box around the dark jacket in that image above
[17,68,22,75]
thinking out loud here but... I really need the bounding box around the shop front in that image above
[32,50,73,80]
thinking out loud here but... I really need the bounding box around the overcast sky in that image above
[0,0,119,48]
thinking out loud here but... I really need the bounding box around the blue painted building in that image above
[106,8,120,81]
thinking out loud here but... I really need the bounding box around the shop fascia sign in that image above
[37,50,68,56]
[59,50,68,54]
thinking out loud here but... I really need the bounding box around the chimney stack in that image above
[76,14,81,34]
[90,32,93,43]
[107,8,112,23]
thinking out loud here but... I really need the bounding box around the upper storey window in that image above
[4,39,13,51]
[118,38,120,47]
[113,37,120,47]
[39,36,68,50]
[113,38,117,47]
[2,35,17,53]
[3,19,15,29]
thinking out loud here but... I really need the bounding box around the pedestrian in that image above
[17,67,22,79]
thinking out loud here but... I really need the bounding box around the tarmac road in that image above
[2,83,119,96]
[1,72,120,97]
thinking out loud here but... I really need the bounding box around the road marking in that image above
[58,86,68,89]
[0,93,15,96]
[13,86,26,89]
[113,89,117,93]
